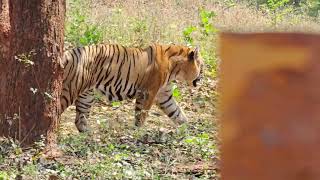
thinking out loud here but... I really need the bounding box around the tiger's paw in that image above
[175,118,187,125]
[172,114,188,125]
[75,121,89,132]
[77,126,89,133]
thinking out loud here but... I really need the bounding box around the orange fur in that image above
[61,44,203,131]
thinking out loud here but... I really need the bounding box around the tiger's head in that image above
[167,46,204,87]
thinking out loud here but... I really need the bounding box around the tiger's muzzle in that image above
[192,76,201,87]
[192,66,203,87]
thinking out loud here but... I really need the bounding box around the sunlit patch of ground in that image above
[57,77,219,179]
[0,77,219,179]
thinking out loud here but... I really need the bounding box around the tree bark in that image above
[0,0,65,146]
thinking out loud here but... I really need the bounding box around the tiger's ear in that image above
[188,46,200,61]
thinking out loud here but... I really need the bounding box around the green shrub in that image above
[266,0,291,25]
[306,0,320,17]
[184,132,216,159]
[182,26,197,46]
[172,83,182,101]
[0,172,9,180]
[65,0,104,47]
[199,9,217,36]
[182,8,217,77]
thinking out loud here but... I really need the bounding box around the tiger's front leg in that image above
[156,85,187,125]
[75,89,95,132]
[134,90,157,127]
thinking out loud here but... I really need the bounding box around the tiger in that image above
[60,43,204,132]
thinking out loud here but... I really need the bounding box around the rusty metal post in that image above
[220,33,320,180]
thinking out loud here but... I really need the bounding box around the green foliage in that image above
[22,164,38,177]
[65,0,104,47]
[132,19,148,34]
[182,8,217,78]
[199,9,218,36]
[250,0,320,22]
[223,0,237,7]
[172,83,182,101]
[182,26,197,46]
[94,91,105,102]
[184,132,216,159]
[0,172,9,180]
[264,0,291,25]
[60,133,94,157]
[93,7,152,47]
[306,0,320,17]
[112,101,122,108]
[202,49,217,77]
[246,0,300,6]
[267,0,290,10]
[244,0,320,18]
[131,18,149,47]
[1,116,217,179]
[182,9,217,46]
[0,138,49,179]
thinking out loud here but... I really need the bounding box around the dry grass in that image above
[212,3,320,32]
[86,0,320,45]
[88,0,215,46]
[2,1,320,179]
[63,0,320,179]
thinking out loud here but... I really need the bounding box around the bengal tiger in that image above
[61,43,204,132]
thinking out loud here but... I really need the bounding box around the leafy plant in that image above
[0,171,9,180]
[94,91,104,102]
[182,9,217,45]
[266,0,291,25]
[172,83,182,101]
[267,0,289,10]
[223,0,237,7]
[59,133,95,157]
[65,0,104,47]
[306,0,320,17]
[182,26,197,46]
[184,132,216,159]
[199,9,217,36]
[111,101,122,108]
[182,8,218,78]
[22,164,38,177]
[133,19,148,34]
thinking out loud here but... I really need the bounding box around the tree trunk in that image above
[0,0,65,146]
[220,33,320,180]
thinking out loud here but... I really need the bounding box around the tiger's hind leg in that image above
[156,85,188,125]
[75,89,95,132]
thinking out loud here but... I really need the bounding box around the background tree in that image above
[0,0,65,150]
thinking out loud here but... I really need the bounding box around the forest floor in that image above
[0,76,219,179]
[3,0,318,178]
